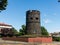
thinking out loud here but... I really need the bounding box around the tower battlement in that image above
[26,10,40,15]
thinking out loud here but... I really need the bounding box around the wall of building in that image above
[2,36,52,43]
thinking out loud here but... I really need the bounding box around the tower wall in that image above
[26,10,41,34]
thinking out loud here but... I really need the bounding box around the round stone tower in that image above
[26,10,41,35]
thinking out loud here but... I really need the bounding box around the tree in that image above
[7,27,19,37]
[12,27,18,35]
[19,25,49,36]
[19,25,26,35]
[1,28,15,37]
[41,26,49,36]
[0,0,8,11]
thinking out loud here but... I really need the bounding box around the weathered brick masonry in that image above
[2,36,52,43]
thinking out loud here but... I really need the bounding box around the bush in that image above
[41,26,49,36]
[15,34,20,37]
[52,36,60,41]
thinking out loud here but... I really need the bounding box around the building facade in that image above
[51,32,60,37]
[0,23,13,36]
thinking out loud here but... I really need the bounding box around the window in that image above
[36,17,38,20]
[30,17,33,20]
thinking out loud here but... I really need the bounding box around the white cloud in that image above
[43,19,52,24]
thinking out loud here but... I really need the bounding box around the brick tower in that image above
[26,10,41,35]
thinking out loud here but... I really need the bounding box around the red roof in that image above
[0,23,12,26]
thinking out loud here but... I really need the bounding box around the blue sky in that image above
[0,0,60,33]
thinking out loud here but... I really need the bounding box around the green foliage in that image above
[52,36,60,41]
[7,27,19,37]
[19,34,50,38]
[19,25,26,35]
[19,25,49,36]
[0,0,8,11]
[12,27,18,35]
[41,26,49,36]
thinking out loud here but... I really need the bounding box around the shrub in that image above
[52,36,60,41]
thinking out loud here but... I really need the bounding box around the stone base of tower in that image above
[2,36,52,43]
